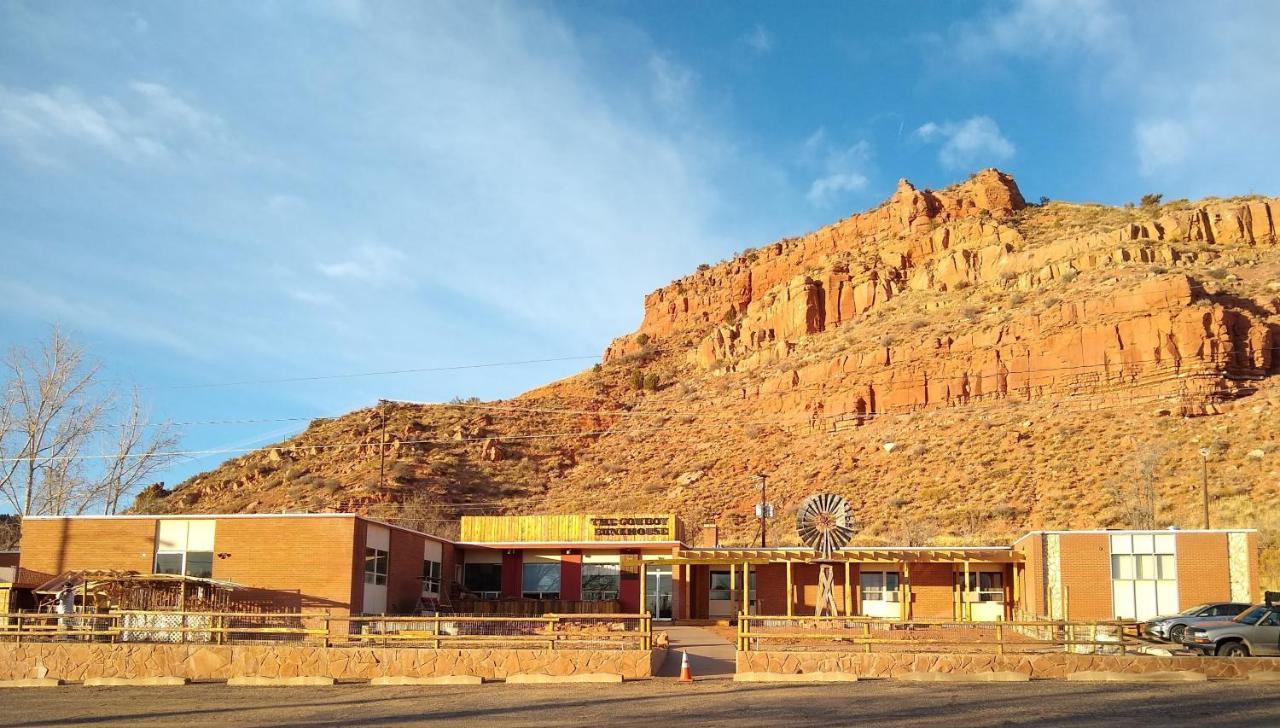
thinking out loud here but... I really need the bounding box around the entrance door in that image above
[645,566,673,620]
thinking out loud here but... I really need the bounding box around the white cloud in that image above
[804,131,872,206]
[1134,118,1190,176]
[740,23,774,54]
[648,53,695,110]
[914,116,1014,170]
[952,0,1280,192]
[317,243,409,282]
[0,81,230,167]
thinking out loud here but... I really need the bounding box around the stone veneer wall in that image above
[0,643,656,682]
[737,651,1280,679]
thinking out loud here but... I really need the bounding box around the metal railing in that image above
[0,611,653,650]
[737,615,1142,655]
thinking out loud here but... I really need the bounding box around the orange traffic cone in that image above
[678,650,694,683]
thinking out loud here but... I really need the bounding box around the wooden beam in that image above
[638,562,647,617]
[842,560,851,617]
[785,560,793,617]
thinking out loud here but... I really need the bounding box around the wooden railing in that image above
[0,611,653,650]
[737,615,1143,655]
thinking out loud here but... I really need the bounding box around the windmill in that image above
[796,493,857,616]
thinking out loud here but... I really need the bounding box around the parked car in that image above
[1182,604,1280,657]
[1142,602,1252,643]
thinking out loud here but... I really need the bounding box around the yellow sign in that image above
[461,514,678,543]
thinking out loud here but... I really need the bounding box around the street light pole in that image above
[1199,447,1211,529]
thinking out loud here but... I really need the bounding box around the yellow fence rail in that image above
[0,611,653,650]
[737,615,1143,655]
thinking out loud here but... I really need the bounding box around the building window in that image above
[581,563,620,601]
[522,563,561,600]
[957,572,1005,602]
[860,571,900,602]
[1111,533,1177,620]
[422,560,441,595]
[365,547,388,586]
[154,519,215,579]
[463,563,501,599]
[708,570,756,601]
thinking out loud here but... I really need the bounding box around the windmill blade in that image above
[795,492,858,559]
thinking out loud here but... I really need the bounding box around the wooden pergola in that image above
[625,546,1025,619]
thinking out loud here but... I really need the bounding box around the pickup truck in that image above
[1182,604,1280,657]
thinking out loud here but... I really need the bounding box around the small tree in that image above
[635,333,650,346]
[1140,193,1163,209]
[1106,444,1166,529]
[629,370,646,390]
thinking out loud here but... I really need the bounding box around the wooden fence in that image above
[0,611,653,650]
[737,615,1144,655]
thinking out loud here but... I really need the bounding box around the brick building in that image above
[15,514,455,616]
[7,512,1262,622]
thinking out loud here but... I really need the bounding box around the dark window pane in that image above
[154,552,183,575]
[464,563,502,595]
[185,552,214,579]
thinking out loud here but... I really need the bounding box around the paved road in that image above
[4,680,1279,727]
[655,626,736,680]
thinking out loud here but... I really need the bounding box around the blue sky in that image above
[1,0,1277,497]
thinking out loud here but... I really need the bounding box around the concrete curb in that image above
[0,678,63,688]
[1065,671,1207,683]
[226,676,336,687]
[505,673,623,684]
[83,677,189,687]
[895,672,1030,683]
[1247,672,1280,682]
[734,672,858,683]
[370,675,483,686]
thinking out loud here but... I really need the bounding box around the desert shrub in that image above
[723,308,739,325]
[909,319,927,331]
[1207,267,1228,279]
[960,304,981,320]
[1038,196,1050,205]
[952,279,972,291]
[999,269,1018,281]
[591,363,602,374]
[1140,193,1163,209]
[1150,265,1168,275]
[697,263,711,272]
[1060,269,1079,283]
[635,333,650,346]
[629,370,646,390]
[1008,292,1025,306]
[643,373,660,391]
[879,334,896,347]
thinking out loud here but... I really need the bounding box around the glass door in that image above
[645,566,673,620]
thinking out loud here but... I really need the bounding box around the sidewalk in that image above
[656,626,736,680]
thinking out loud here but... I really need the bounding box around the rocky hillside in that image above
[135,170,1280,586]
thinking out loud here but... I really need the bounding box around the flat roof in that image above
[457,541,683,550]
[1012,528,1257,545]
[22,512,457,545]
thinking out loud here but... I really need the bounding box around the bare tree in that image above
[93,390,183,514]
[0,328,182,517]
[1106,444,1167,529]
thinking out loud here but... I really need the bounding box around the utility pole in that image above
[752,473,772,547]
[1199,447,1211,529]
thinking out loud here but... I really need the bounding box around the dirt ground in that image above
[4,680,1279,728]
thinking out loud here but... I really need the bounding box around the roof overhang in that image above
[623,546,1021,566]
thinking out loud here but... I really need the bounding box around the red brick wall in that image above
[1175,532,1230,610]
[909,563,955,619]
[18,517,155,586]
[1014,535,1045,618]
[1058,533,1111,621]
[560,553,582,601]
[500,551,521,599]
[19,516,360,614]
[386,527,423,614]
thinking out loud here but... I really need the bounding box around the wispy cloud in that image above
[0,81,230,167]
[915,116,1014,170]
[950,0,1280,191]
[803,128,871,206]
[740,23,774,54]
[317,243,409,283]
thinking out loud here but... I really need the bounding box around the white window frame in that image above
[365,547,388,586]
[422,559,441,595]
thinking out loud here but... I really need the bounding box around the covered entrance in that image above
[644,566,673,620]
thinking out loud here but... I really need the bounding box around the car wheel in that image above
[1217,642,1250,657]
[1169,624,1187,643]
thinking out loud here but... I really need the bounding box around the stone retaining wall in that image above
[737,651,1280,680]
[0,643,656,682]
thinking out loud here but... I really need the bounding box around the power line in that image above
[132,355,600,390]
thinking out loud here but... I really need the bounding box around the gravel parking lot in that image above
[4,679,1279,728]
